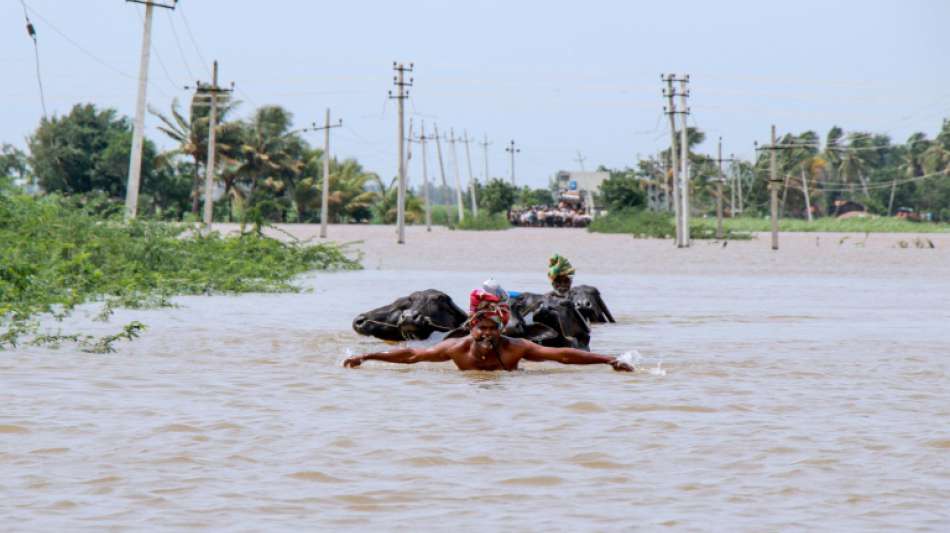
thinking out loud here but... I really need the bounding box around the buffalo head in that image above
[568,285,615,324]
[534,295,591,350]
[352,289,468,341]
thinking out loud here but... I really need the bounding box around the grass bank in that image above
[455,212,511,231]
[704,216,950,234]
[588,210,751,239]
[0,194,360,351]
[590,210,950,238]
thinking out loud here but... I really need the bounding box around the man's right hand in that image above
[343,356,364,368]
[609,358,634,372]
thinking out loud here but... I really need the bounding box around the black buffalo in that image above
[352,289,468,341]
[569,285,615,324]
[532,295,591,350]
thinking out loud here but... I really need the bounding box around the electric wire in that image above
[20,0,47,118]
[131,4,180,94]
[164,8,196,82]
[177,6,211,77]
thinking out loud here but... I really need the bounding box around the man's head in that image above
[468,288,510,349]
[470,316,502,350]
[551,274,573,296]
[547,254,575,296]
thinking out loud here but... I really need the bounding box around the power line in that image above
[808,171,947,192]
[22,4,136,81]
[176,6,211,77]
[131,4,180,93]
[19,0,47,118]
[164,8,195,81]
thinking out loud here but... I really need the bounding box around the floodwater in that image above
[3,227,950,531]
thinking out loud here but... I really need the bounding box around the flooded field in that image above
[3,226,949,531]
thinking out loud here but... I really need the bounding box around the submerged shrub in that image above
[0,193,360,349]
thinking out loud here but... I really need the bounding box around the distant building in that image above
[553,170,609,212]
[554,170,609,194]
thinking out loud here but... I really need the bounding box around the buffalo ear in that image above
[594,292,615,323]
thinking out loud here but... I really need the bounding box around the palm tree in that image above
[922,120,950,175]
[149,96,240,216]
[837,132,878,198]
[227,106,307,221]
[889,133,930,215]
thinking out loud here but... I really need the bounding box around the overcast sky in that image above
[3,0,948,188]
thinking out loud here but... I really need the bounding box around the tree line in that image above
[0,100,553,224]
[598,120,950,222]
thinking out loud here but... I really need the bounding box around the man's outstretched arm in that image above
[343,344,453,368]
[521,342,633,371]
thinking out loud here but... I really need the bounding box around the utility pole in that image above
[711,139,736,239]
[309,109,342,238]
[574,150,587,171]
[448,129,465,221]
[189,60,233,229]
[662,74,683,247]
[416,122,432,231]
[756,125,792,250]
[801,166,813,223]
[678,75,691,247]
[124,0,177,221]
[433,124,450,220]
[389,61,413,244]
[729,153,737,217]
[735,152,745,215]
[462,130,478,217]
[480,134,492,182]
[505,140,520,186]
[770,125,779,250]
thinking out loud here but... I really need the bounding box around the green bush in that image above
[0,193,360,349]
[588,209,752,239]
[455,211,511,231]
[588,209,675,237]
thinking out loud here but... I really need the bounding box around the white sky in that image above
[3,0,949,188]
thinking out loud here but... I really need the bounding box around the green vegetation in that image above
[697,215,950,234]
[0,193,360,351]
[589,209,950,239]
[608,119,950,223]
[588,210,676,238]
[455,211,511,231]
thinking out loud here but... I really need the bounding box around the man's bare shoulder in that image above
[433,335,472,352]
[501,336,536,353]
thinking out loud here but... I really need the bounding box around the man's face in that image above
[471,317,501,350]
[552,276,572,295]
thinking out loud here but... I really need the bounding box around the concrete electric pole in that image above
[678,75,691,247]
[505,140,520,186]
[662,74,683,247]
[415,122,432,231]
[189,60,233,230]
[462,130,478,218]
[480,134,492,182]
[448,129,465,221]
[389,62,413,244]
[712,139,736,239]
[311,109,343,238]
[124,0,177,221]
[432,123,451,222]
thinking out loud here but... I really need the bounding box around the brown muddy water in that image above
[3,227,950,531]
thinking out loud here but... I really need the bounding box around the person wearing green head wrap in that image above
[548,254,575,296]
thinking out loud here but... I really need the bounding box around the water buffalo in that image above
[352,289,468,341]
[569,285,615,324]
[532,296,591,350]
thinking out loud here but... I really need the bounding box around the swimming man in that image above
[344,288,633,372]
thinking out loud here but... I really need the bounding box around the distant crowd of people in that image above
[509,203,593,228]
